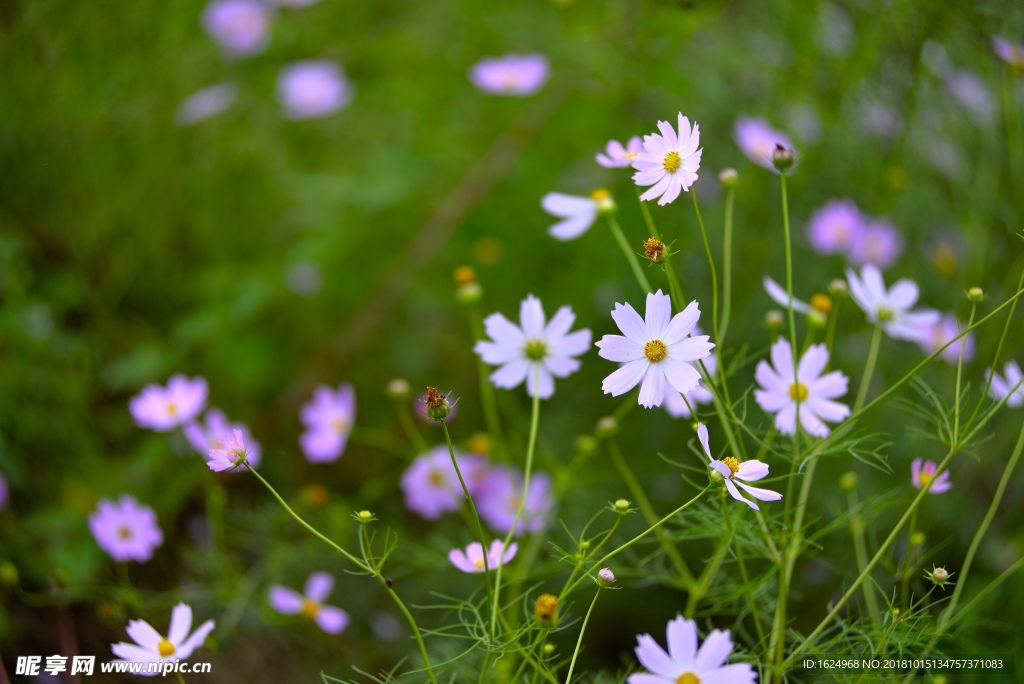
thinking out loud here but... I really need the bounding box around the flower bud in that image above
[597,568,616,587]
[354,510,376,523]
[543,643,555,655]
[807,310,827,329]
[828,279,847,298]
[718,168,739,188]
[0,561,18,587]
[595,416,618,438]
[910,531,926,547]
[613,499,631,513]
[453,266,476,288]
[422,386,452,421]
[534,593,559,625]
[456,282,482,303]
[590,188,616,215]
[580,539,591,551]
[387,378,411,400]
[839,471,858,492]
[575,435,598,455]
[765,309,784,332]
[643,237,667,263]
[928,566,951,585]
[810,293,833,315]
[771,144,795,173]
[967,286,984,303]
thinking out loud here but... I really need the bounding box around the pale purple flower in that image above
[400,446,488,520]
[945,70,995,121]
[448,540,518,573]
[596,291,714,408]
[661,337,715,419]
[763,276,813,315]
[277,60,352,120]
[275,0,318,6]
[754,339,850,438]
[477,467,553,537]
[0,474,7,510]
[628,615,756,684]
[469,54,549,96]
[269,572,349,634]
[806,200,866,255]
[848,219,903,269]
[911,458,952,494]
[175,83,238,126]
[541,191,614,241]
[918,314,974,364]
[698,424,781,510]
[201,0,272,57]
[993,37,1024,69]
[111,604,214,675]
[206,428,254,472]
[734,116,793,171]
[89,496,164,563]
[299,383,355,463]
[474,295,591,399]
[129,375,207,431]
[597,137,644,168]
[632,113,703,205]
[986,361,1024,407]
[846,265,939,342]
[184,408,262,468]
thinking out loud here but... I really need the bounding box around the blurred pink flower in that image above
[201,0,273,57]
[806,200,866,256]
[847,219,903,269]
[734,116,793,171]
[89,495,163,563]
[469,54,549,96]
[596,137,643,168]
[992,37,1024,69]
[175,83,237,126]
[917,314,974,365]
[111,604,214,670]
[476,467,553,537]
[911,458,951,494]
[269,572,349,634]
[277,60,353,120]
[400,446,488,520]
[632,113,703,205]
[299,384,355,463]
[129,375,207,431]
[206,428,253,472]
[986,361,1024,408]
[185,408,261,468]
[448,540,517,573]
[846,265,938,342]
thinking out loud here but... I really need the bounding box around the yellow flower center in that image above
[331,418,348,433]
[676,673,701,684]
[474,559,484,569]
[877,306,894,322]
[720,457,740,477]
[918,471,933,487]
[590,188,612,202]
[663,151,682,173]
[625,151,638,159]
[525,339,548,361]
[117,526,133,540]
[429,470,444,485]
[789,382,809,401]
[810,294,832,314]
[302,599,320,619]
[644,340,668,363]
[166,402,178,416]
[157,639,175,658]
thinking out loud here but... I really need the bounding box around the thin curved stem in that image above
[605,214,652,293]
[564,590,602,684]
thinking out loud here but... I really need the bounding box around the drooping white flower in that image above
[631,113,703,205]
[540,190,614,241]
[627,614,757,684]
[846,264,939,342]
[754,339,850,437]
[596,291,714,408]
[110,604,214,675]
[987,361,1024,407]
[698,424,781,510]
[474,295,591,399]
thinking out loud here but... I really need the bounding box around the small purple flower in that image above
[129,375,208,432]
[275,0,318,6]
[299,384,355,463]
[201,0,273,57]
[89,495,164,563]
[469,54,549,96]
[733,116,793,171]
[400,446,488,520]
[986,361,1024,407]
[207,429,253,472]
[111,604,214,670]
[917,314,974,365]
[185,408,262,468]
[596,137,644,168]
[0,474,7,510]
[175,83,238,126]
[911,458,951,494]
[269,572,349,634]
[806,200,866,256]
[476,467,553,537]
[448,540,517,573]
[945,69,995,121]
[993,37,1024,69]
[277,60,353,120]
[847,219,903,269]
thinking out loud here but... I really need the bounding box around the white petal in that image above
[754,388,790,412]
[797,344,829,383]
[805,397,850,422]
[736,460,769,481]
[660,356,702,395]
[774,404,798,435]
[611,302,649,343]
[544,306,575,340]
[755,359,787,392]
[596,334,644,362]
[694,629,734,673]
[662,300,701,344]
[483,313,524,346]
[770,338,796,383]
[668,336,714,363]
[526,366,555,399]
[552,328,592,358]
[541,192,593,218]
[763,276,811,314]
[666,615,698,669]
[474,340,521,365]
[175,620,215,660]
[657,175,683,205]
[810,370,849,399]
[639,174,673,202]
[734,480,784,504]
[520,295,546,337]
[887,279,920,310]
[167,604,193,646]
[548,214,595,241]
[724,479,758,509]
[638,366,665,408]
[491,360,531,389]
[644,290,673,339]
[697,424,712,460]
[602,359,649,396]
[544,355,580,378]
[634,634,676,678]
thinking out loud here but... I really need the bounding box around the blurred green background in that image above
[2,0,1024,681]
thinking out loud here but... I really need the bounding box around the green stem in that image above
[395,400,428,454]
[177,672,187,684]
[637,192,661,240]
[848,488,882,626]
[468,301,508,460]
[720,186,735,342]
[564,590,601,684]
[723,495,766,643]
[853,325,884,412]
[605,214,652,293]
[952,304,976,444]
[899,507,918,612]
[824,298,841,370]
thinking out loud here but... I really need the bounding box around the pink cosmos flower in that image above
[201,0,272,57]
[184,408,262,468]
[476,467,553,537]
[299,383,355,463]
[993,37,1024,69]
[698,424,780,510]
[541,191,614,241]
[806,200,866,256]
[847,219,903,269]
[628,615,756,684]
[474,295,591,399]
[986,361,1024,407]
[632,113,703,205]
[400,446,488,520]
[469,54,549,96]
[175,83,238,126]
[917,314,974,365]
[111,604,214,675]
[277,60,353,120]
[206,428,254,472]
[269,572,349,634]
[129,375,208,431]
[89,495,164,563]
[754,339,850,438]
[734,116,793,171]
[846,265,939,342]
[597,137,644,168]
[911,458,952,494]
[448,540,518,573]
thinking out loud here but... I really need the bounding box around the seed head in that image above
[422,386,452,421]
[643,237,667,263]
[534,593,558,625]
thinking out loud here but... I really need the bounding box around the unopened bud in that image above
[928,566,951,585]
[456,281,482,303]
[422,386,452,421]
[810,293,832,315]
[771,144,795,173]
[0,562,17,587]
[765,310,784,331]
[575,435,598,455]
[967,286,984,303]
[580,539,591,551]
[596,416,618,438]
[534,593,559,625]
[839,471,858,492]
[543,643,555,655]
[597,568,616,587]
[807,310,827,329]
[453,266,476,288]
[910,531,926,547]
[828,279,847,298]
[613,498,631,513]
[591,188,616,215]
[355,510,375,523]
[718,168,739,188]
[387,378,411,400]
[643,237,667,263]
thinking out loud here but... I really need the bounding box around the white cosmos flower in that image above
[631,113,703,206]
[474,295,591,399]
[698,424,781,510]
[754,339,850,437]
[846,264,939,342]
[628,614,757,684]
[110,604,214,675]
[661,333,715,418]
[987,361,1024,407]
[540,190,614,241]
[596,291,714,408]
